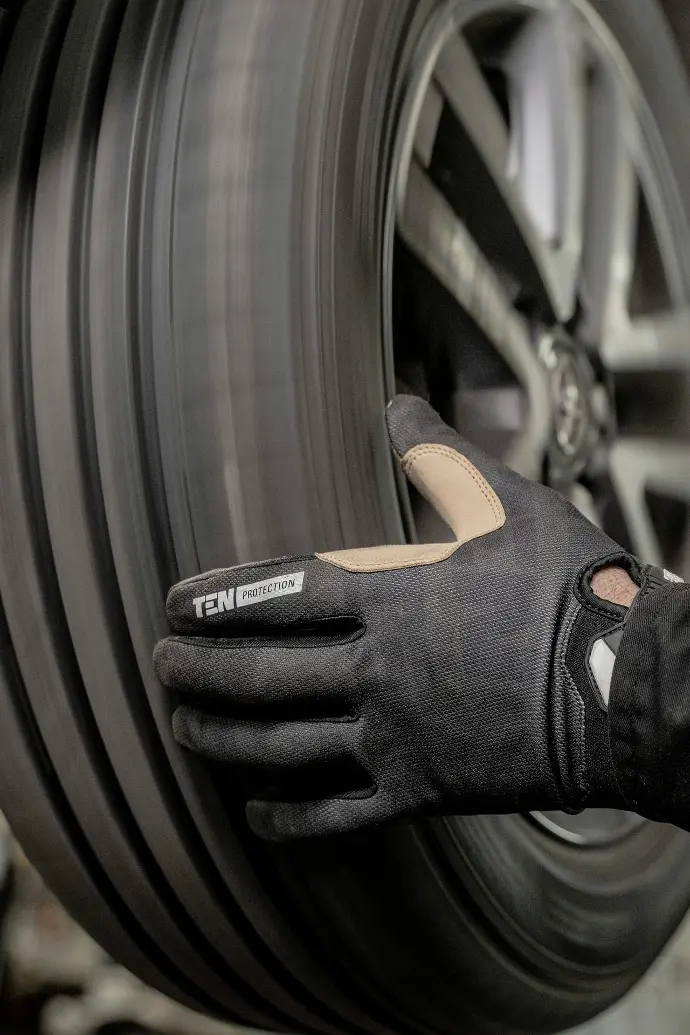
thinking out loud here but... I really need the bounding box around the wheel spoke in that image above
[434,31,559,316]
[609,438,690,566]
[604,308,690,371]
[399,159,550,479]
[506,6,587,318]
[433,21,589,320]
[414,80,444,169]
[434,31,511,185]
[579,66,639,347]
[568,483,602,529]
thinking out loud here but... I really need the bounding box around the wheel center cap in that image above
[552,350,590,458]
[539,332,601,484]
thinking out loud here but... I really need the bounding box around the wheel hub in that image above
[539,331,609,485]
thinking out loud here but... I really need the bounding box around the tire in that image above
[95,1027,161,1035]
[1,1,690,1033]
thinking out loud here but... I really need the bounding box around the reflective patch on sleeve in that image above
[588,637,616,710]
[587,625,624,711]
[664,569,685,584]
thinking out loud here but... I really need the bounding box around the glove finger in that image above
[246,793,386,842]
[386,394,525,497]
[172,708,354,768]
[154,637,364,710]
[166,555,360,636]
[386,395,509,544]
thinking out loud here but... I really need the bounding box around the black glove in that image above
[153,395,665,841]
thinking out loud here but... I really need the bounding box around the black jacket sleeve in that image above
[610,574,690,828]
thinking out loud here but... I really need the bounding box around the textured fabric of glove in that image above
[608,574,690,827]
[154,395,652,841]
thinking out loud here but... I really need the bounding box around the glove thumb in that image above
[385,395,508,543]
[386,394,459,459]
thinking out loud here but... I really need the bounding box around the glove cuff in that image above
[608,567,690,824]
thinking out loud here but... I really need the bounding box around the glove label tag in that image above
[193,590,234,619]
[236,571,305,609]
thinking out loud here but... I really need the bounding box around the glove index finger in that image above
[165,554,351,634]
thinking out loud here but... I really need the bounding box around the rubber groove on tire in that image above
[2,1,368,1031]
[25,0,297,1023]
[0,0,226,1012]
[83,0,375,1029]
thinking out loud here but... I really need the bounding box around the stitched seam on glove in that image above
[317,543,459,573]
[401,443,505,526]
[556,602,588,809]
[319,444,506,573]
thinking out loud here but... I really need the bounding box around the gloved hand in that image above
[153,395,660,841]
